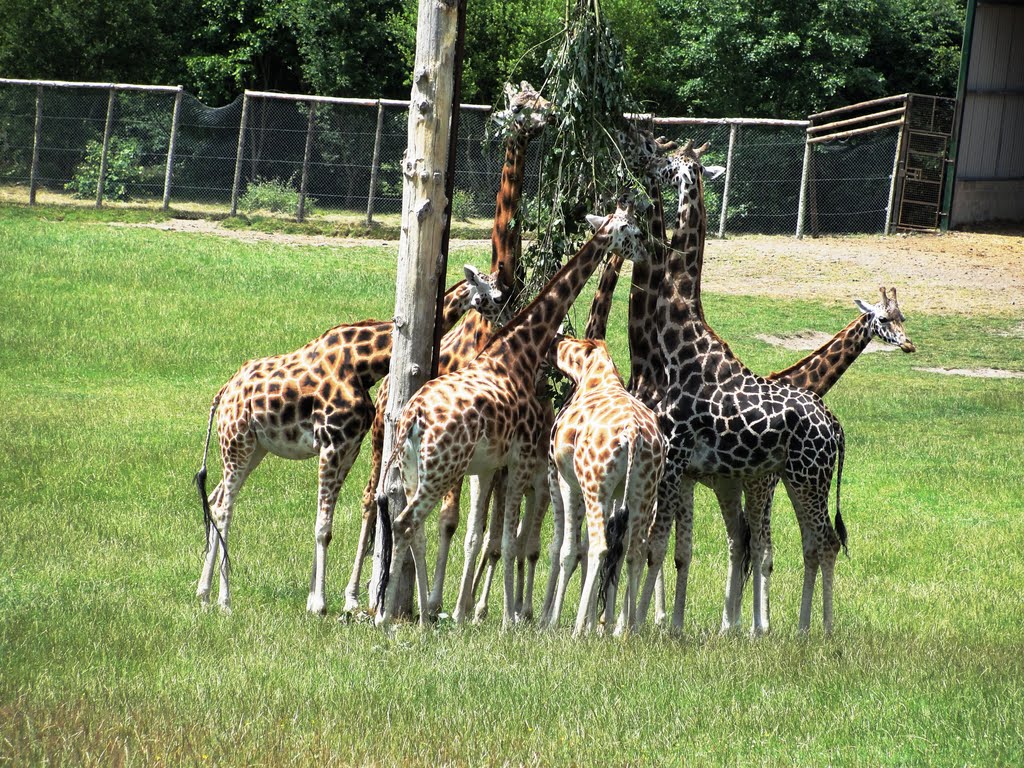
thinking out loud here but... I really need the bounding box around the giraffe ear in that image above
[585,214,606,231]
[703,165,726,182]
[854,298,876,315]
[463,264,484,284]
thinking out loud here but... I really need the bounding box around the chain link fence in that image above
[1,78,910,236]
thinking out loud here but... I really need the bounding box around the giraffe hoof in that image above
[342,595,361,614]
[306,595,327,615]
[473,605,489,624]
[218,603,232,616]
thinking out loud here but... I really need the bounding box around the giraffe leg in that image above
[344,408,385,614]
[539,463,564,627]
[653,567,667,626]
[545,475,582,630]
[745,475,777,636]
[519,473,548,623]
[500,464,532,630]
[512,483,534,620]
[307,438,361,615]
[713,478,746,634]
[426,482,462,617]
[473,470,506,623]
[197,441,266,613]
[452,470,496,624]
[783,473,838,634]
[574,495,609,637]
[410,523,431,626]
[636,497,672,628]
[670,478,696,633]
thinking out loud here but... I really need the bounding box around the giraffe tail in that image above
[834,420,848,556]
[598,434,638,612]
[373,437,403,614]
[195,390,229,573]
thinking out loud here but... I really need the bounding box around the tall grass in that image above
[1,207,1023,766]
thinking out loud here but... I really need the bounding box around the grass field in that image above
[2,204,1023,766]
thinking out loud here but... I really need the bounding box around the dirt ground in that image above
[127,219,1024,317]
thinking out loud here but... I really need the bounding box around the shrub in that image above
[451,188,480,222]
[65,137,143,201]
[238,176,315,217]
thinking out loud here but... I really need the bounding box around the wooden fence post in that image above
[162,87,183,210]
[95,87,117,208]
[297,101,317,222]
[796,136,812,239]
[29,85,43,205]
[718,122,737,238]
[369,0,461,617]
[365,100,385,226]
[230,93,251,216]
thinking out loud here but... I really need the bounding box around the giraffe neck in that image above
[491,134,528,297]
[438,280,473,335]
[768,313,874,396]
[584,251,623,340]
[666,176,707,311]
[485,232,614,381]
[627,182,669,393]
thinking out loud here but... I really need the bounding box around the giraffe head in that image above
[584,199,649,264]
[463,264,513,324]
[659,139,727,203]
[498,81,555,139]
[854,286,916,352]
[615,124,679,177]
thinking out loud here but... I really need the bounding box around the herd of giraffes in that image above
[194,82,916,637]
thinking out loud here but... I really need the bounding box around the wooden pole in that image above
[369,0,461,615]
[29,85,43,206]
[365,100,385,226]
[230,93,250,216]
[162,88,183,210]
[95,87,117,207]
[884,103,910,235]
[297,101,317,222]
[796,137,812,238]
[718,122,737,238]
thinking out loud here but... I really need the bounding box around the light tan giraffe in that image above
[342,81,553,615]
[540,336,664,635]
[193,266,507,614]
[375,201,649,629]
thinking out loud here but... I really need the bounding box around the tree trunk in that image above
[369,0,461,617]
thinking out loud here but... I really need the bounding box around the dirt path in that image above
[121,219,1024,316]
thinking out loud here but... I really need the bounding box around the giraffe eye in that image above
[879,317,891,324]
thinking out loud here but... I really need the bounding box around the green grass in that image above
[1,207,1023,766]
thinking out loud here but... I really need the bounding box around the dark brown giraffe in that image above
[193,267,507,614]
[341,81,553,616]
[375,202,649,629]
[634,141,848,635]
[732,286,915,632]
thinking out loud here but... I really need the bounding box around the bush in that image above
[65,137,143,201]
[238,176,316,217]
[451,188,480,221]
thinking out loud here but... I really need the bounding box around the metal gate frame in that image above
[893,93,957,231]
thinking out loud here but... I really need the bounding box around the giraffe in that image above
[193,266,507,615]
[633,140,848,634]
[375,201,649,629]
[341,81,553,616]
[541,336,664,635]
[468,127,681,624]
[732,285,915,633]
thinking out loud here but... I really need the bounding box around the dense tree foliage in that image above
[0,0,965,115]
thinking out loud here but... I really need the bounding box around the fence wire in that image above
[1,80,904,235]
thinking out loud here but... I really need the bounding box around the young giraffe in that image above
[468,129,682,624]
[193,266,507,615]
[634,140,848,634]
[541,336,664,635]
[342,81,553,615]
[375,202,649,629]
[732,286,915,632]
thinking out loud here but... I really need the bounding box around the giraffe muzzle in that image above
[900,340,917,353]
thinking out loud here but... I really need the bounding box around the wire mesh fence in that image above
[0,78,918,236]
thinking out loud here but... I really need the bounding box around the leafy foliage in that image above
[515,0,642,303]
[65,136,143,201]
[238,176,315,217]
[451,189,481,222]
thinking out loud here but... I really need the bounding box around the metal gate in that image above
[894,94,957,230]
